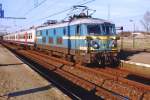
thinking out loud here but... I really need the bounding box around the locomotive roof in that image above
[37,18,113,30]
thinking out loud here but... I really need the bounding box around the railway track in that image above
[2,43,150,100]
[2,43,101,100]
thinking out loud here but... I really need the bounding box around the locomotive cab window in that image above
[87,24,101,35]
[101,24,116,35]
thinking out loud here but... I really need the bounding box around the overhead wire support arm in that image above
[67,4,96,19]
[41,0,96,19]
[24,0,96,25]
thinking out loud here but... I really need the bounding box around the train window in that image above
[76,25,80,35]
[28,33,31,39]
[46,30,48,36]
[102,24,115,35]
[87,24,101,35]
[63,28,66,35]
[30,33,32,39]
[42,37,46,43]
[37,31,41,36]
[28,34,30,39]
[54,29,56,35]
[57,37,62,44]
[49,37,53,44]
[102,25,106,35]
[106,26,110,35]
[27,34,28,39]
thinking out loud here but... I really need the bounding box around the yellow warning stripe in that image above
[79,46,118,51]
[62,36,117,40]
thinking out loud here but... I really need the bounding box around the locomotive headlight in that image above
[91,40,100,49]
[93,43,99,49]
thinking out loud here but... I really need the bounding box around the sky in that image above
[0,0,150,33]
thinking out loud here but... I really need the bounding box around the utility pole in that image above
[129,19,135,33]
[129,19,136,48]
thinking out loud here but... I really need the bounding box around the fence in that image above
[118,36,150,51]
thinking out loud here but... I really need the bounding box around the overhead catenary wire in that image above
[25,0,85,20]
[32,0,96,22]
[24,0,48,15]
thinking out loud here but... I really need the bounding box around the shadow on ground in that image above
[119,50,143,60]
[0,63,24,67]
[126,74,150,85]
[3,84,53,98]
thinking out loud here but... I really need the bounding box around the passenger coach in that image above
[3,29,36,47]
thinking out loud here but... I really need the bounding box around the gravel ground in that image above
[0,44,71,100]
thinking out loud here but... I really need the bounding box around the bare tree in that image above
[141,11,150,32]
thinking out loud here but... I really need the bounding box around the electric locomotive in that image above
[35,15,119,65]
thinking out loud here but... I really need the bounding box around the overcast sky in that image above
[0,0,150,32]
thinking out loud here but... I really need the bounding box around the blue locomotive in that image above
[35,17,119,65]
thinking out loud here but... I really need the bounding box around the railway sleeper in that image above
[54,69,95,91]
[117,77,150,91]
[102,80,145,100]
[96,87,126,100]
[61,65,105,86]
